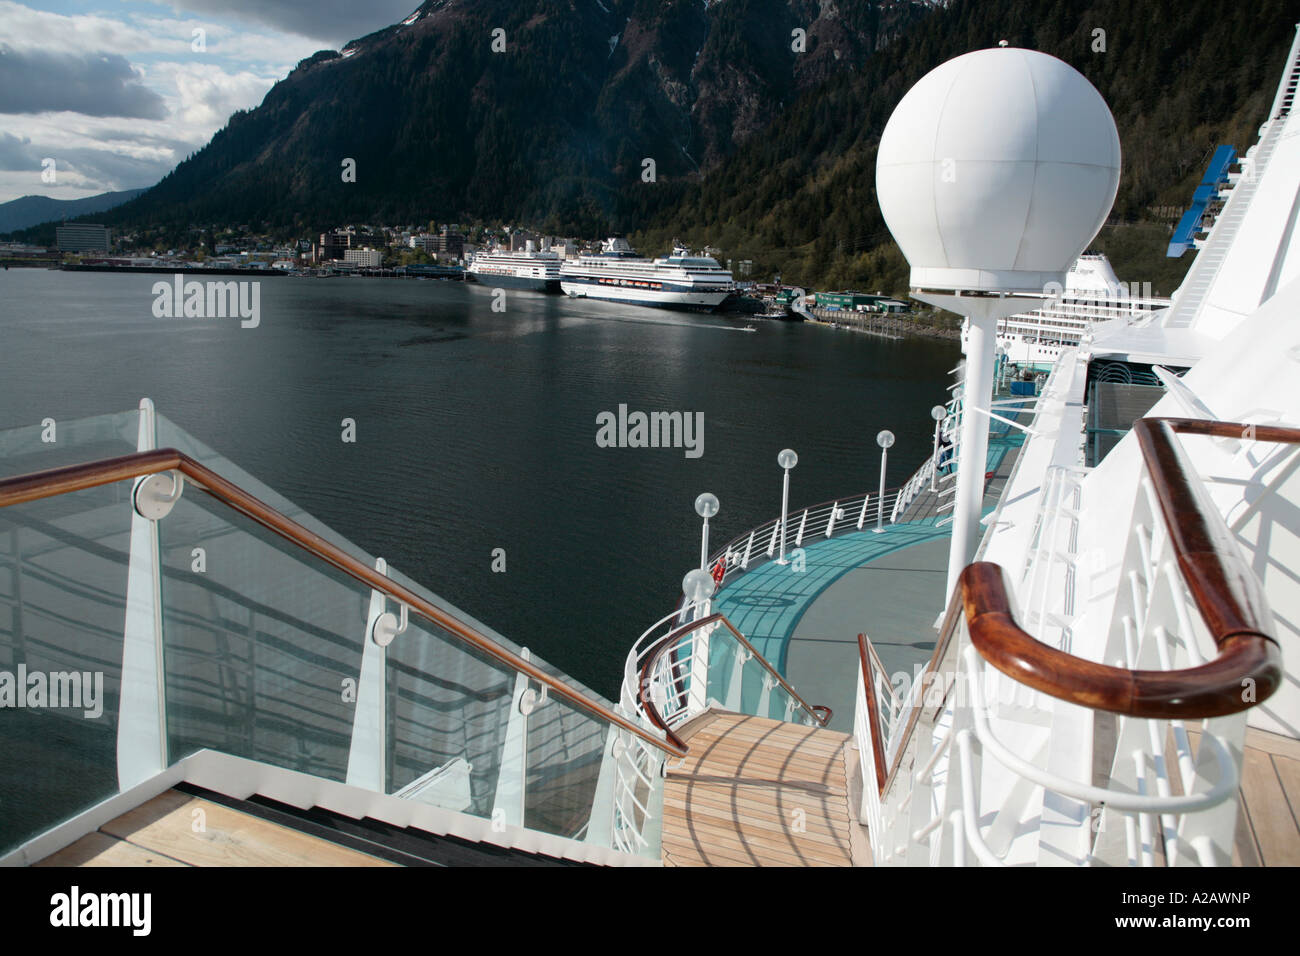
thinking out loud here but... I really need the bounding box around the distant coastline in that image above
[59,263,289,278]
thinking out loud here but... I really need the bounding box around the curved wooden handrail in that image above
[857,634,888,794]
[638,611,829,751]
[0,449,687,758]
[963,417,1292,718]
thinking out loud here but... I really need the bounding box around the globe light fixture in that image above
[694,492,720,570]
[776,449,798,564]
[930,405,947,491]
[875,430,895,532]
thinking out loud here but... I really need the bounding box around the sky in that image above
[0,0,421,203]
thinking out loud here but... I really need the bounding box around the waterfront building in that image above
[54,223,110,252]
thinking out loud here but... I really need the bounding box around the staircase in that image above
[1164,26,1300,328]
[659,712,865,866]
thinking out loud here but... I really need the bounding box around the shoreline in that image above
[805,308,962,341]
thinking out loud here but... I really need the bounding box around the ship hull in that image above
[466,271,559,292]
[559,281,731,311]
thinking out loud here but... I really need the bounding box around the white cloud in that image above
[0,2,325,202]
[157,0,420,45]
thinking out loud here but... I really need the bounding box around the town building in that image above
[55,223,110,252]
[343,248,383,269]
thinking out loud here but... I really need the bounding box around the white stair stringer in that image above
[1164,27,1300,329]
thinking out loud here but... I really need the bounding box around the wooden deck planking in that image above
[38,830,190,868]
[1184,724,1300,866]
[660,712,863,867]
[38,789,394,868]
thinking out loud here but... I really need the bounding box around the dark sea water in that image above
[0,268,958,699]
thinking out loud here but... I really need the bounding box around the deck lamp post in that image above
[776,448,798,564]
[682,567,717,621]
[695,492,719,570]
[875,430,894,532]
[930,405,946,491]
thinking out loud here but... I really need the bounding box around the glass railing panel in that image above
[0,409,642,854]
[384,615,515,819]
[0,479,132,856]
[156,484,368,781]
[522,693,609,840]
[155,413,373,562]
[0,409,139,480]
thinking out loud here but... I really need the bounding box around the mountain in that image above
[96,0,932,236]
[54,0,1297,298]
[0,188,147,235]
[632,0,1299,294]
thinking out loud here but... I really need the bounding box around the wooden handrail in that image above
[857,634,888,794]
[0,448,687,758]
[963,417,1291,718]
[638,611,829,751]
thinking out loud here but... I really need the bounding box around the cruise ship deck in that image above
[709,411,1026,733]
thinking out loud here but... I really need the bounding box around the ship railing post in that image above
[492,646,533,831]
[795,509,808,546]
[117,397,169,790]
[858,494,870,530]
[347,556,391,793]
[742,530,755,569]
[826,502,839,537]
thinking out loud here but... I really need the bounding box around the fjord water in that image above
[0,269,957,698]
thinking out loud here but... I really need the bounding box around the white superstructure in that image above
[559,238,735,310]
[856,30,1300,867]
[466,243,561,291]
[968,254,1173,370]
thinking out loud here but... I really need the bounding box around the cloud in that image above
[149,61,278,128]
[0,131,42,171]
[0,46,168,119]
[0,4,321,72]
[0,1,351,201]
[162,0,420,44]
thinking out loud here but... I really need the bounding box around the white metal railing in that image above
[704,487,906,595]
[854,632,907,843]
[856,476,1262,866]
[612,603,826,855]
[891,455,936,523]
[1017,465,1085,651]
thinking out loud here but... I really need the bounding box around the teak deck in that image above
[1218,725,1300,866]
[36,789,392,867]
[659,712,868,867]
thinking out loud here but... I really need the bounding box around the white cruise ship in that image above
[559,238,735,310]
[974,253,1173,371]
[466,242,561,292]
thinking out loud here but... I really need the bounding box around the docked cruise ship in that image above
[3,27,1299,874]
[978,253,1172,371]
[559,238,735,310]
[465,242,561,291]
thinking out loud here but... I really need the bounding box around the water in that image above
[0,268,958,699]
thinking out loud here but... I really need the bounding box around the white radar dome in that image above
[875,47,1120,294]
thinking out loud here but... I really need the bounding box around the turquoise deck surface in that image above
[713,412,1025,681]
[714,520,949,672]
